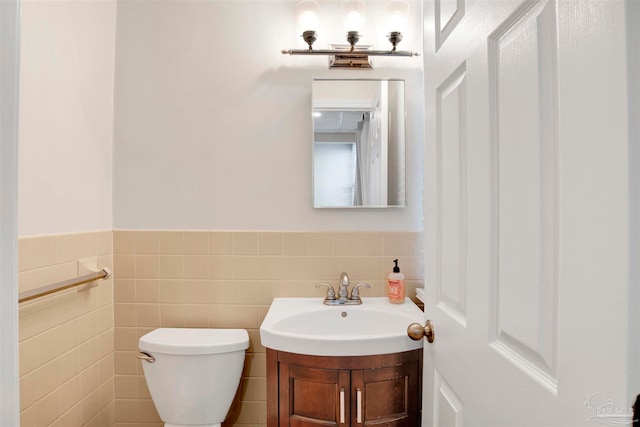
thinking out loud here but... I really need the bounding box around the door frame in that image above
[0,0,20,424]
[626,0,640,403]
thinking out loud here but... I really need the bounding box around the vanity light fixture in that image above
[282,0,418,69]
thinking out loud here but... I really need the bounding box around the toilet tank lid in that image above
[139,328,249,355]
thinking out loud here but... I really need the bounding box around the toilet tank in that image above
[139,328,249,425]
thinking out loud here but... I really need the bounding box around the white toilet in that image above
[138,328,249,427]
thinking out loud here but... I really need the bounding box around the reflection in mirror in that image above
[312,79,406,208]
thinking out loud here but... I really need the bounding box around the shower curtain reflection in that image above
[354,114,370,206]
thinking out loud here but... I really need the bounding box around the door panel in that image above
[487,0,559,393]
[433,370,464,427]
[423,0,637,425]
[436,61,468,327]
[435,0,465,51]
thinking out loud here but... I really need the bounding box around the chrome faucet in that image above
[338,272,350,301]
[316,272,371,305]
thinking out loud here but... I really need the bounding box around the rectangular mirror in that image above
[312,79,406,208]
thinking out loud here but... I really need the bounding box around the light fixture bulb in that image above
[385,0,409,33]
[297,0,320,32]
[342,0,365,32]
[344,10,363,31]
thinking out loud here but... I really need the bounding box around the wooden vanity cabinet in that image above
[267,349,422,426]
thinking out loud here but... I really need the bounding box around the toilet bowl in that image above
[138,328,249,427]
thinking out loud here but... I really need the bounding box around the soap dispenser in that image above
[387,259,405,304]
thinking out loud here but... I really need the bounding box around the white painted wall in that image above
[16,0,422,234]
[18,0,116,236]
[113,0,424,231]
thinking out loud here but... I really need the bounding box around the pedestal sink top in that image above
[259,297,424,356]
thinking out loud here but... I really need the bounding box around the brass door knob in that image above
[407,320,435,343]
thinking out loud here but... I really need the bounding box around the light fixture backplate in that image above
[328,44,373,69]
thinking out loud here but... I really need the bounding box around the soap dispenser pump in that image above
[387,259,405,304]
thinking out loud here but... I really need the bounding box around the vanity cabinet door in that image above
[267,349,421,426]
[351,361,420,426]
[279,362,351,426]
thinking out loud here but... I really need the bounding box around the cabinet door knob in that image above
[407,320,435,343]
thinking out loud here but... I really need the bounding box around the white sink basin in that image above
[260,297,424,356]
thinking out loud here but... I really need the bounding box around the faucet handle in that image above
[350,282,371,300]
[316,283,336,300]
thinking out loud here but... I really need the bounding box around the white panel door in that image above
[422,0,639,425]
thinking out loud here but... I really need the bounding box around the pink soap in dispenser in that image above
[387,259,405,304]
